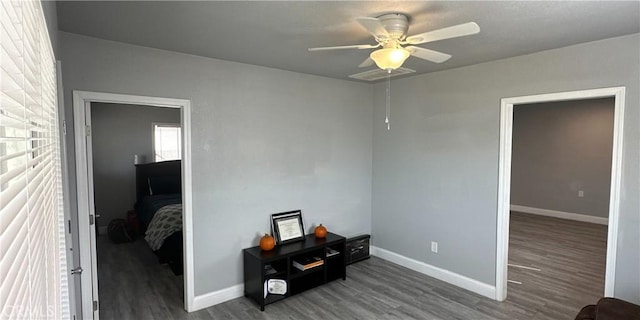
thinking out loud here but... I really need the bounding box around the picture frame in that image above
[271,210,305,245]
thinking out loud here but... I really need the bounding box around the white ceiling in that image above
[56,1,640,82]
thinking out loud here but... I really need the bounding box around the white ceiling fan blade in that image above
[405,22,480,45]
[358,57,374,68]
[308,44,379,51]
[406,46,452,63]
[356,17,389,39]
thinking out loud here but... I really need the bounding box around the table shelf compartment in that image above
[264,293,287,305]
[289,264,324,279]
[289,270,325,295]
[243,232,346,311]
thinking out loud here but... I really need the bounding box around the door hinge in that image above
[70,267,83,275]
[68,219,71,234]
[85,125,91,137]
[93,300,98,311]
[89,214,95,225]
[62,120,67,135]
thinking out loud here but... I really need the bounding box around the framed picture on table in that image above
[271,210,305,245]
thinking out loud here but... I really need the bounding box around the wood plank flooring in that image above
[97,236,185,320]
[97,213,607,319]
[507,211,607,319]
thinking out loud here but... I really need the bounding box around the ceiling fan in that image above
[308,13,480,71]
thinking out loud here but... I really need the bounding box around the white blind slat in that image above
[1,64,24,93]
[0,185,27,231]
[0,238,29,317]
[1,94,26,115]
[0,219,29,314]
[1,21,22,60]
[0,2,21,42]
[0,205,27,258]
[0,40,23,77]
[0,0,68,319]
[1,90,27,115]
[0,164,26,187]
[0,110,27,128]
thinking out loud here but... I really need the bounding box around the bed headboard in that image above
[135,160,182,203]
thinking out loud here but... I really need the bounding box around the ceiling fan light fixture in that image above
[370,47,410,70]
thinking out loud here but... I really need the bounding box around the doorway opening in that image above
[496,87,625,303]
[507,98,614,315]
[73,91,194,319]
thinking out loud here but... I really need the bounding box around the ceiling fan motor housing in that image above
[307,12,479,70]
[378,13,409,40]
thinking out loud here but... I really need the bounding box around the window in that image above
[153,123,181,162]
[1,1,69,319]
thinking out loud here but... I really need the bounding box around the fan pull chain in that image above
[385,69,391,130]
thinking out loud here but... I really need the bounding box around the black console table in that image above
[243,232,346,311]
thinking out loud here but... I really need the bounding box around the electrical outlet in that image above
[431,241,438,253]
[578,190,584,197]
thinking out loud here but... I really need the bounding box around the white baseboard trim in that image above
[191,284,244,312]
[510,205,608,225]
[370,246,496,300]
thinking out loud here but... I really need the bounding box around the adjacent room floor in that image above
[97,213,607,319]
[507,211,608,319]
[97,236,184,319]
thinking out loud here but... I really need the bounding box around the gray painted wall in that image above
[41,0,58,57]
[372,34,639,302]
[511,99,614,218]
[59,32,373,296]
[91,103,180,229]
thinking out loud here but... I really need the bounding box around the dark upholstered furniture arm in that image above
[575,305,596,320]
[595,298,640,320]
[576,298,640,320]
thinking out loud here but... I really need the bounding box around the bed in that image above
[134,160,183,275]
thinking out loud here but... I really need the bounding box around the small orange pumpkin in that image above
[260,233,275,251]
[314,224,327,238]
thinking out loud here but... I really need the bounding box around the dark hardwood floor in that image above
[97,213,607,319]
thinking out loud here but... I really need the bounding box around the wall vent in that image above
[349,67,416,81]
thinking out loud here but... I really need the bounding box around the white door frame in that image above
[496,86,625,301]
[73,91,195,318]
[56,61,77,319]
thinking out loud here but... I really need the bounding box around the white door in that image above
[76,101,100,319]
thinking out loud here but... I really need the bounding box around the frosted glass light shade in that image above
[370,48,410,70]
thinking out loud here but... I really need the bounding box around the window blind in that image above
[0,1,68,319]
[153,124,182,162]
